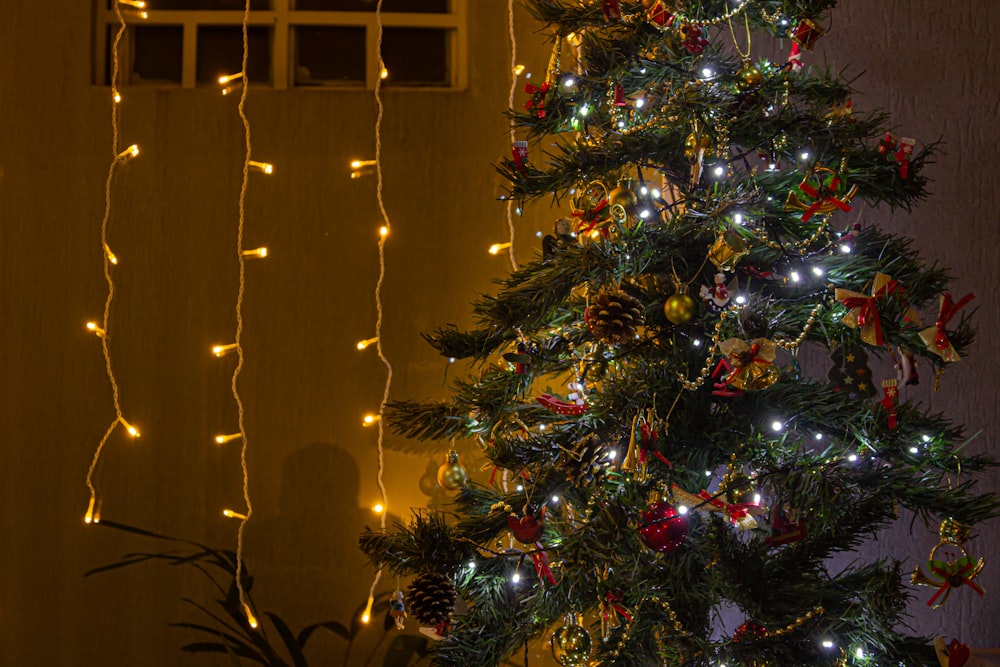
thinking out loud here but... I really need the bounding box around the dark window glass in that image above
[196,26,272,85]
[294,26,366,86]
[294,0,447,12]
[382,27,449,86]
[131,25,184,83]
[108,0,270,8]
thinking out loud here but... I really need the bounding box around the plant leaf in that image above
[297,621,351,647]
[264,612,309,667]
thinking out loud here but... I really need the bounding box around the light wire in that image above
[505,0,518,270]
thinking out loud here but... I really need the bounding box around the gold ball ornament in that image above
[551,616,592,666]
[664,292,697,325]
[436,450,467,491]
[736,63,764,91]
[684,132,713,160]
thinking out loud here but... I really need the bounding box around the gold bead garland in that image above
[774,303,823,351]
[607,596,687,660]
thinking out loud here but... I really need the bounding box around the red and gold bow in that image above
[523,81,551,118]
[571,198,610,236]
[785,165,858,222]
[835,272,902,347]
[671,484,765,531]
[717,338,779,391]
[919,292,974,362]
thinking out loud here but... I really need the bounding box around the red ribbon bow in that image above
[571,199,610,236]
[927,561,986,607]
[697,490,754,524]
[934,293,974,351]
[838,277,900,347]
[523,81,551,118]
[603,591,632,625]
[797,174,853,222]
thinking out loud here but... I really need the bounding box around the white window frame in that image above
[94,0,468,91]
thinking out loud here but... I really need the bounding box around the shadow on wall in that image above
[246,442,409,665]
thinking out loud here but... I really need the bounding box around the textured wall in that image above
[0,1,996,665]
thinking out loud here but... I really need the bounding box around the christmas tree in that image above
[361,1,997,665]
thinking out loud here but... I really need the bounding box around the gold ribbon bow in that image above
[834,272,906,347]
[716,338,779,391]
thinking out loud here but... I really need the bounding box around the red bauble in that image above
[638,501,689,552]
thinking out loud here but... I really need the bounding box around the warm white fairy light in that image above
[489,241,512,255]
[503,0,519,270]
[356,337,378,350]
[247,160,273,174]
[358,0,394,625]
[211,0,258,629]
[362,413,381,426]
[84,0,143,527]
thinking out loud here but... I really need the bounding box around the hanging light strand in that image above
[360,0,393,625]
[229,0,257,630]
[85,0,140,526]
[504,0,519,270]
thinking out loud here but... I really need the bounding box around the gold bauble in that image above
[940,518,971,545]
[551,619,592,666]
[684,132,713,160]
[736,64,764,91]
[436,450,467,491]
[721,471,756,505]
[608,187,638,225]
[664,293,697,325]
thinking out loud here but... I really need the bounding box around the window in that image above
[94,0,466,90]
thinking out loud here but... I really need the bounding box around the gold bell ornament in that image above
[436,450,467,491]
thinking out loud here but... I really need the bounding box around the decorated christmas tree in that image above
[361,1,997,665]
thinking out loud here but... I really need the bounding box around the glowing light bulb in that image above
[770,420,783,432]
[753,493,761,505]
[84,497,97,525]
[578,103,589,116]
[814,433,824,440]
[607,449,617,459]
[800,151,811,161]
[362,413,381,426]
[909,446,919,454]
[640,186,648,195]
[241,247,268,258]
[219,72,244,85]
[821,640,834,649]
[734,295,747,305]
[551,495,559,503]
[511,572,521,584]
[847,453,858,462]
[790,270,800,283]
[489,242,512,255]
[713,165,725,177]
[379,226,389,237]
[119,0,146,7]
[692,338,702,347]
[839,243,852,254]
[380,67,389,79]
[86,321,106,338]
[855,647,865,659]
[468,560,476,569]
[357,337,378,350]
[117,144,139,160]
[350,159,375,170]
[223,509,248,519]
[513,64,525,75]
[243,603,259,629]
[733,213,743,225]
[361,594,375,623]
[372,503,384,513]
[103,243,118,265]
[651,189,661,198]
[921,434,932,442]
[677,505,689,515]
[119,417,140,437]
[215,433,241,445]
[212,343,238,357]
[248,160,273,174]
[563,77,576,88]
[635,98,645,108]
[701,67,714,78]
[112,90,121,104]
[812,266,824,277]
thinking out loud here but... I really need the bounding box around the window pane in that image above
[294,26,365,86]
[294,0,447,12]
[196,26,272,85]
[131,25,183,84]
[382,28,449,86]
[109,0,270,8]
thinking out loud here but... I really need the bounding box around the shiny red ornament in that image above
[638,501,689,552]
[733,620,767,643]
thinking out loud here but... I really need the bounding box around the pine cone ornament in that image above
[407,572,457,629]
[559,433,613,485]
[585,289,644,344]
